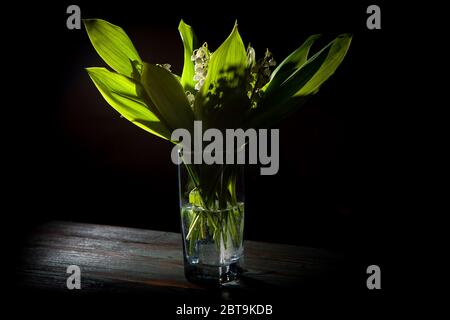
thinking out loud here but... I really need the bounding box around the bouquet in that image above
[84,18,351,282]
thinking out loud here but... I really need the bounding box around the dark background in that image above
[5,0,401,312]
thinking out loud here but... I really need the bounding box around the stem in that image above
[186,213,200,240]
[183,163,243,256]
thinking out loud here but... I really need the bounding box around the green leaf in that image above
[250,34,352,127]
[194,22,248,126]
[84,19,142,77]
[141,63,194,131]
[294,34,352,96]
[200,21,247,95]
[86,67,171,140]
[189,188,203,207]
[268,34,351,102]
[178,20,197,92]
[264,34,321,95]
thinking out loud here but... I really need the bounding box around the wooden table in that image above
[15,221,353,302]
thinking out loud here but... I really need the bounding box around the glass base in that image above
[184,260,243,285]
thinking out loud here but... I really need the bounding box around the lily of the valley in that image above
[83,18,351,141]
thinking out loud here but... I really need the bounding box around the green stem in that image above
[183,164,243,256]
[186,213,200,240]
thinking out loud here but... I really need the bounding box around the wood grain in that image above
[16,221,346,298]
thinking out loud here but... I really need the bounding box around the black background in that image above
[5,0,403,316]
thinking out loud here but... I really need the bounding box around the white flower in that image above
[191,49,198,61]
[247,46,256,67]
[195,80,204,91]
[193,74,204,81]
[192,42,210,91]
[162,63,172,71]
[268,58,276,67]
[247,48,277,103]
[156,63,172,72]
[186,91,195,107]
[195,64,205,74]
[196,48,205,59]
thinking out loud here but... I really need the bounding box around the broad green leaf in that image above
[200,22,247,95]
[264,34,321,95]
[250,96,310,128]
[178,20,197,92]
[141,63,194,131]
[194,22,248,125]
[250,34,352,127]
[267,34,351,102]
[84,19,142,77]
[257,41,331,112]
[294,34,352,96]
[86,67,171,140]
